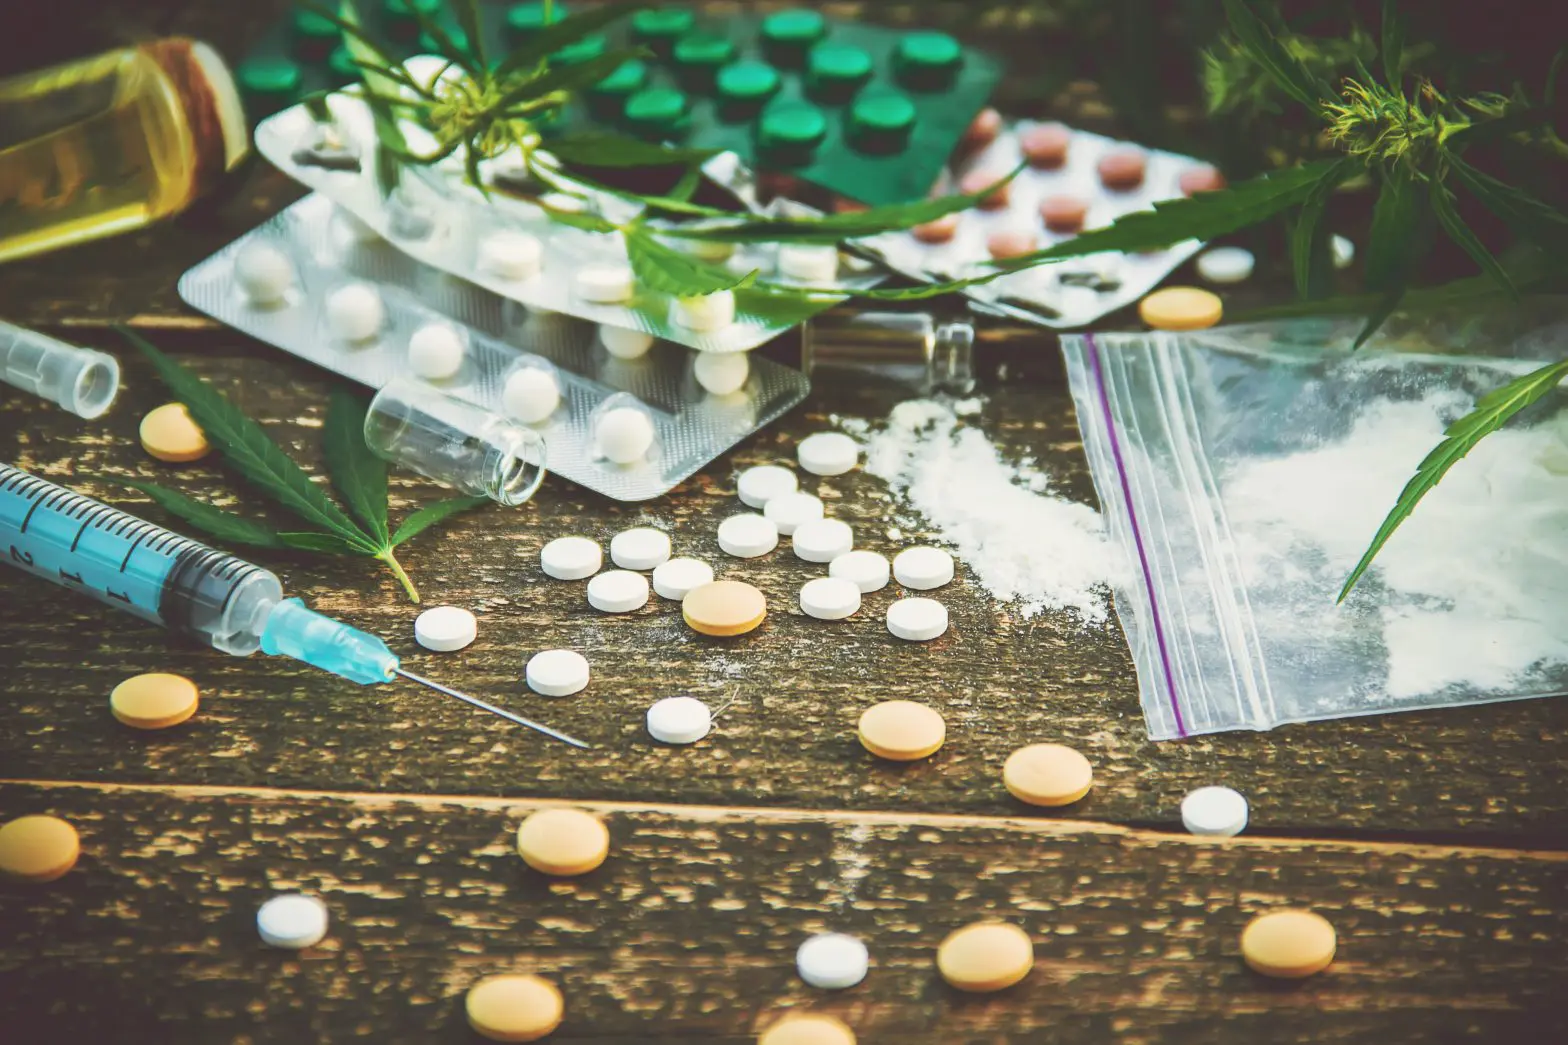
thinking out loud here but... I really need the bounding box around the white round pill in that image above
[325,283,384,342]
[652,557,714,600]
[1332,234,1355,269]
[764,491,824,536]
[502,366,560,424]
[408,322,465,380]
[829,550,890,593]
[540,536,602,580]
[586,569,650,613]
[479,229,543,280]
[797,432,859,476]
[796,933,869,990]
[646,695,713,744]
[525,648,591,696]
[670,290,736,332]
[777,244,840,282]
[256,894,329,949]
[1181,786,1249,837]
[414,605,477,652]
[799,577,861,620]
[893,546,955,590]
[1196,246,1256,285]
[576,263,635,303]
[596,406,655,464]
[610,527,671,571]
[792,518,853,563]
[694,351,750,395]
[600,324,654,359]
[234,241,295,305]
[717,513,779,558]
[737,465,798,509]
[886,597,948,641]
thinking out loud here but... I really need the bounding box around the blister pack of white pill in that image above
[853,121,1218,328]
[251,67,883,355]
[178,193,810,502]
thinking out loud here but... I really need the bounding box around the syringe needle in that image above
[393,668,592,749]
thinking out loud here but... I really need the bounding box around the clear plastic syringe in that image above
[0,463,588,748]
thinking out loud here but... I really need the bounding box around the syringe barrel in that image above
[0,320,121,419]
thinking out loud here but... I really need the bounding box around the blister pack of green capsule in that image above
[235,2,1001,206]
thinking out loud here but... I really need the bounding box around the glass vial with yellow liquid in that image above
[0,38,249,264]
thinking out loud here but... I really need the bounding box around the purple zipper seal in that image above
[1084,333,1187,738]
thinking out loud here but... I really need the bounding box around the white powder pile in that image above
[852,397,1122,624]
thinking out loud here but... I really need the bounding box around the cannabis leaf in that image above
[116,328,487,602]
[544,133,722,169]
[1291,158,1356,299]
[1220,0,1333,111]
[1339,359,1568,600]
[623,229,760,296]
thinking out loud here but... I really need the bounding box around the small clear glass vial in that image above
[801,311,975,394]
[364,377,546,506]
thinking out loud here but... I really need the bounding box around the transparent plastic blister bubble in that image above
[251,69,884,355]
[855,122,1214,328]
[178,193,810,502]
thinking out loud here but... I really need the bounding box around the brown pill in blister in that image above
[832,195,869,215]
[959,168,1010,210]
[1097,147,1147,191]
[986,228,1037,260]
[1019,122,1071,169]
[1179,165,1227,196]
[959,106,1002,153]
[912,212,961,244]
[1039,195,1089,234]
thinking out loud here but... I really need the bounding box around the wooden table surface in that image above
[3,3,1566,1043]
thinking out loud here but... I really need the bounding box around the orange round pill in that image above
[1097,147,1147,191]
[857,700,946,761]
[986,228,1037,260]
[1139,286,1224,331]
[0,814,80,883]
[139,402,210,462]
[758,1014,857,1045]
[110,672,199,730]
[516,808,609,876]
[936,920,1034,992]
[683,580,767,637]
[1019,122,1071,169]
[959,106,1002,153]
[1179,164,1227,196]
[1241,910,1336,979]
[959,169,1010,210]
[1039,195,1089,234]
[465,973,564,1042]
[1003,743,1093,806]
[912,212,961,244]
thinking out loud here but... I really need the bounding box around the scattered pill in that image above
[1332,234,1354,269]
[986,227,1038,259]
[1179,164,1226,196]
[516,808,610,876]
[792,518,853,563]
[1196,246,1256,285]
[0,815,79,883]
[479,229,543,280]
[718,513,780,558]
[575,263,635,303]
[256,893,330,949]
[324,282,384,341]
[911,212,961,244]
[1139,286,1223,331]
[414,605,477,652]
[525,648,591,696]
[885,596,947,641]
[777,244,840,283]
[1097,147,1147,191]
[829,550,890,593]
[1040,194,1089,234]
[407,322,465,380]
[764,491,824,536]
[737,464,798,508]
[652,557,714,600]
[796,932,870,989]
[671,290,737,332]
[893,547,954,590]
[1182,785,1249,837]
[502,366,560,424]
[797,432,858,476]
[1019,122,1071,169]
[1241,910,1336,979]
[936,921,1034,992]
[540,536,602,580]
[586,569,651,613]
[960,106,1002,152]
[1003,743,1093,806]
[600,324,654,360]
[683,579,767,636]
[694,350,751,395]
[233,240,295,305]
[759,1014,857,1045]
[466,973,564,1043]
[139,403,210,463]
[857,699,946,760]
[799,577,862,620]
[109,672,199,729]
[596,406,656,464]
[646,695,713,744]
[610,527,671,571]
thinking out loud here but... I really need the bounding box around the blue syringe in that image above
[0,463,588,748]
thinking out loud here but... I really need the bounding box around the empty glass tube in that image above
[801,311,975,394]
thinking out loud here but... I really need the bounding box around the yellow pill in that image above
[139,402,210,462]
[682,580,768,637]
[856,700,946,761]
[758,1013,857,1045]
[110,672,198,730]
[1138,286,1223,331]
[0,814,80,883]
[936,920,1035,992]
[465,973,564,1042]
[515,808,609,876]
[1002,743,1093,807]
[1241,910,1336,979]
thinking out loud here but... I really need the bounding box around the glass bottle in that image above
[801,311,975,394]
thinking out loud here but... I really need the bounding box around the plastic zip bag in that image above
[1062,305,1568,739]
